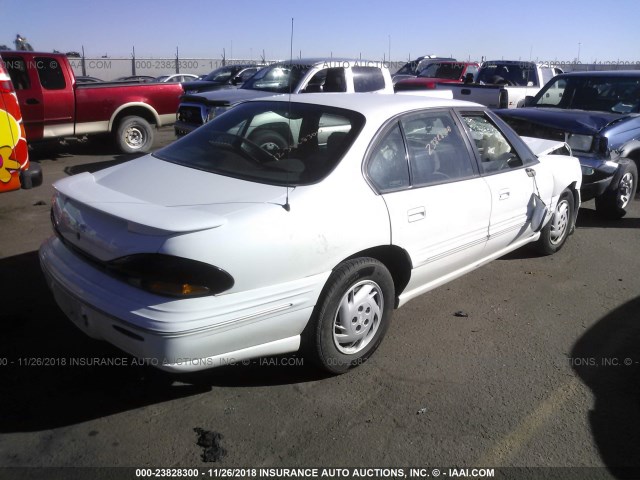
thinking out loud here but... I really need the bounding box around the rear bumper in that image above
[39,236,325,372]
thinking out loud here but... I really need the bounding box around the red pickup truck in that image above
[394,61,480,92]
[0,51,183,153]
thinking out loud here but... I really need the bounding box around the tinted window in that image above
[3,57,31,90]
[35,57,66,90]
[155,101,364,186]
[461,113,525,173]
[367,123,410,192]
[203,66,239,82]
[477,63,536,86]
[402,111,475,186]
[534,76,640,113]
[237,68,258,82]
[418,63,466,80]
[303,68,346,93]
[353,67,385,92]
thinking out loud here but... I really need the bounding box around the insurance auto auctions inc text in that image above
[196,467,496,478]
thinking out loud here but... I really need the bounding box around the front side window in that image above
[35,57,66,90]
[154,101,364,186]
[401,111,475,186]
[461,114,524,174]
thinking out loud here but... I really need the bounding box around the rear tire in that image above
[115,116,154,154]
[535,189,574,255]
[304,258,394,374]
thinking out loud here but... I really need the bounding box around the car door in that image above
[33,56,75,137]
[365,109,491,298]
[458,111,550,254]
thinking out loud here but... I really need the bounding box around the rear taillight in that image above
[106,254,234,297]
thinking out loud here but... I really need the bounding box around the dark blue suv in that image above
[497,71,639,218]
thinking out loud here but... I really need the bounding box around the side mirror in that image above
[523,95,535,107]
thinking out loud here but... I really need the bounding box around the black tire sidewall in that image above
[310,258,394,374]
[249,130,287,151]
[538,190,574,255]
[116,116,154,154]
[596,160,638,219]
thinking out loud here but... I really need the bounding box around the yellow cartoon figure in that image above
[0,110,22,184]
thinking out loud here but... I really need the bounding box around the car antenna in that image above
[282,17,294,212]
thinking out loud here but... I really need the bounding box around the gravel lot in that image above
[1,127,639,480]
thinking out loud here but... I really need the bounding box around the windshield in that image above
[477,63,536,86]
[202,66,241,83]
[241,64,312,93]
[418,63,465,80]
[154,101,365,185]
[532,76,640,113]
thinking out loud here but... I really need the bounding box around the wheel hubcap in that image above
[550,199,570,245]
[618,172,634,209]
[260,141,280,153]
[333,280,383,355]
[125,127,144,149]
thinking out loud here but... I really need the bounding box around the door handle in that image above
[26,98,40,105]
[498,189,510,200]
[407,207,426,222]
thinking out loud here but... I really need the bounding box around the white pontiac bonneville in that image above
[40,94,582,374]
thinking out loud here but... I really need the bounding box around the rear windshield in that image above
[154,101,365,185]
[477,63,536,86]
[418,63,466,80]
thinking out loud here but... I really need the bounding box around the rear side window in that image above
[353,67,386,92]
[367,123,410,191]
[3,57,31,90]
[35,57,66,90]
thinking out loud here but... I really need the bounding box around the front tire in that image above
[536,189,574,255]
[304,258,394,374]
[595,160,637,219]
[115,116,154,154]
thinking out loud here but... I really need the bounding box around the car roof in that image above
[557,70,640,78]
[249,92,482,117]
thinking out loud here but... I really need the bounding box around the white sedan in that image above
[40,94,582,374]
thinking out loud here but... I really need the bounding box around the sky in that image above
[2,0,640,65]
